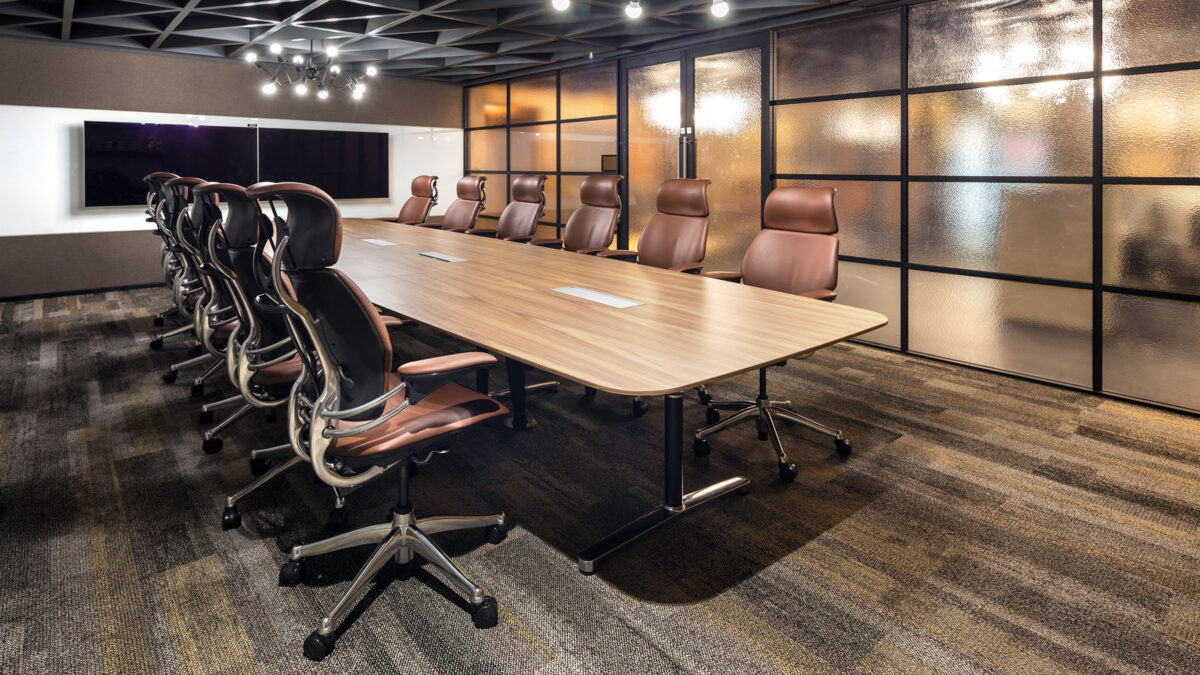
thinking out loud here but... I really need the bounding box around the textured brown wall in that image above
[0,39,462,128]
[0,231,163,299]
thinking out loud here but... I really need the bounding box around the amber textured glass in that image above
[1103,0,1200,70]
[1103,185,1200,294]
[694,48,763,272]
[777,180,901,261]
[909,271,1092,386]
[1103,71,1200,178]
[835,263,901,348]
[467,82,507,128]
[477,173,507,219]
[1103,294,1200,411]
[909,182,1092,281]
[560,119,617,173]
[775,97,901,175]
[775,11,901,99]
[509,124,556,172]
[511,174,558,225]
[560,63,617,120]
[510,73,557,124]
[627,60,682,250]
[909,80,1092,177]
[559,174,586,228]
[909,0,1093,87]
[467,129,506,172]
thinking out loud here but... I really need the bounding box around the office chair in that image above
[143,171,180,301]
[379,175,438,225]
[249,181,509,661]
[531,174,622,252]
[149,176,213,354]
[416,175,486,232]
[692,186,851,483]
[466,174,546,241]
[598,177,710,273]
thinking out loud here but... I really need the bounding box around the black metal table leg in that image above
[502,357,537,430]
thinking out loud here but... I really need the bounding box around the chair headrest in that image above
[457,175,486,201]
[144,171,179,184]
[411,175,437,198]
[656,178,710,218]
[579,174,622,208]
[246,182,342,270]
[510,175,546,204]
[196,182,261,248]
[165,176,206,188]
[763,186,838,234]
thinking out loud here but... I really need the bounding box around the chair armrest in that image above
[597,250,639,262]
[575,247,609,255]
[381,315,406,330]
[399,352,498,402]
[376,217,399,222]
[414,222,442,229]
[701,271,743,282]
[465,229,498,237]
[530,238,563,249]
[669,262,704,274]
[443,227,469,233]
[802,289,838,302]
[504,235,533,243]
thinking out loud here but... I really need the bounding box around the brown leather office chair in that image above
[417,175,485,232]
[379,175,438,225]
[598,178,709,273]
[466,174,546,241]
[531,174,622,253]
[693,186,850,483]
[251,181,509,661]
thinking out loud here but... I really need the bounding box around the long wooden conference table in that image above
[337,218,888,573]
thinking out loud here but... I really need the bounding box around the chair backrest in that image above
[441,176,486,231]
[164,176,208,258]
[740,186,839,297]
[396,175,438,224]
[562,175,622,252]
[495,174,546,240]
[143,171,178,218]
[636,178,710,269]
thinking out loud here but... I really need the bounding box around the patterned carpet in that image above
[2,288,1200,673]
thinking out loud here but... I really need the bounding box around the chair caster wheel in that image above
[191,383,204,397]
[693,438,710,457]
[326,508,347,532]
[265,411,277,424]
[149,339,164,351]
[303,630,334,662]
[632,399,649,417]
[395,560,413,580]
[835,437,852,458]
[161,370,177,384]
[471,597,499,629]
[698,389,712,405]
[705,407,720,425]
[202,438,223,454]
[778,462,798,483]
[485,524,507,545]
[187,345,203,358]
[198,410,213,424]
[279,559,304,587]
[249,458,270,476]
[153,316,165,327]
[221,506,241,530]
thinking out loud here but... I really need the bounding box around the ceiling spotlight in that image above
[365,65,377,77]
[317,88,329,100]
[711,0,729,17]
[625,0,642,18]
[292,54,304,65]
[244,51,257,63]
[262,81,277,95]
[269,42,283,55]
[294,80,307,95]
[551,0,569,10]
[325,45,338,58]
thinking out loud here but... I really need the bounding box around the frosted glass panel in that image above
[561,119,617,173]
[1103,0,1200,70]
[477,174,506,218]
[695,48,763,273]
[775,11,901,99]
[909,0,1093,87]
[835,263,901,348]
[909,80,1093,176]
[560,174,586,228]
[778,180,900,261]
[509,124,556,171]
[909,182,1092,281]
[510,73,557,124]
[1103,185,1200,294]
[467,82,507,128]
[510,174,557,225]
[1103,294,1200,411]
[775,97,901,175]
[627,60,681,250]
[561,63,617,119]
[467,129,506,171]
[909,271,1092,386]
[1103,71,1200,178]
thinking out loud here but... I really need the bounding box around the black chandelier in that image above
[244,40,377,100]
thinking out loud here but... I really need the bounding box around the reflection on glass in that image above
[778,179,901,261]
[835,262,901,347]
[476,173,507,218]
[909,0,1093,87]
[628,60,681,250]
[695,48,762,272]
[561,63,618,119]
[775,10,901,99]
[909,80,1092,176]
[1103,0,1200,70]
[509,124,556,171]
[775,97,901,175]
[1103,293,1200,411]
[561,119,617,172]
[1103,185,1200,294]
[467,83,507,128]
[1103,71,1200,178]
[909,271,1092,386]
[511,174,558,224]
[559,174,586,227]
[467,129,506,171]
[510,73,557,124]
[909,182,1092,281]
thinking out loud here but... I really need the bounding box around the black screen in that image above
[84,121,257,207]
[258,128,389,199]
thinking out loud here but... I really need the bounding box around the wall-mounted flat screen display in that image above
[258,128,389,199]
[84,121,257,207]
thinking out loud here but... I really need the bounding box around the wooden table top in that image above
[337,218,888,396]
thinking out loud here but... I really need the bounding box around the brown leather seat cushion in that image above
[251,354,303,386]
[214,320,240,340]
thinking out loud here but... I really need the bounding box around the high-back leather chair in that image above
[148,176,209,351]
[598,178,709,273]
[380,175,438,225]
[693,186,850,483]
[144,171,183,326]
[417,175,485,232]
[531,174,622,253]
[247,181,510,661]
[467,174,546,242]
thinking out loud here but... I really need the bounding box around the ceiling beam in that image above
[227,0,332,58]
[60,0,73,40]
[150,0,203,49]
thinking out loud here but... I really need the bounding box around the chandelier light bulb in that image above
[331,64,341,74]
[625,1,642,19]
[325,45,338,58]
[352,88,364,100]
[269,42,283,55]
[355,82,367,94]
[711,0,729,17]
[294,81,307,95]
[317,88,329,100]
[365,65,378,77]
[262,82,277,95]
[292,54,304,65]
[244,51,257,63]
[551,0,569,11]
